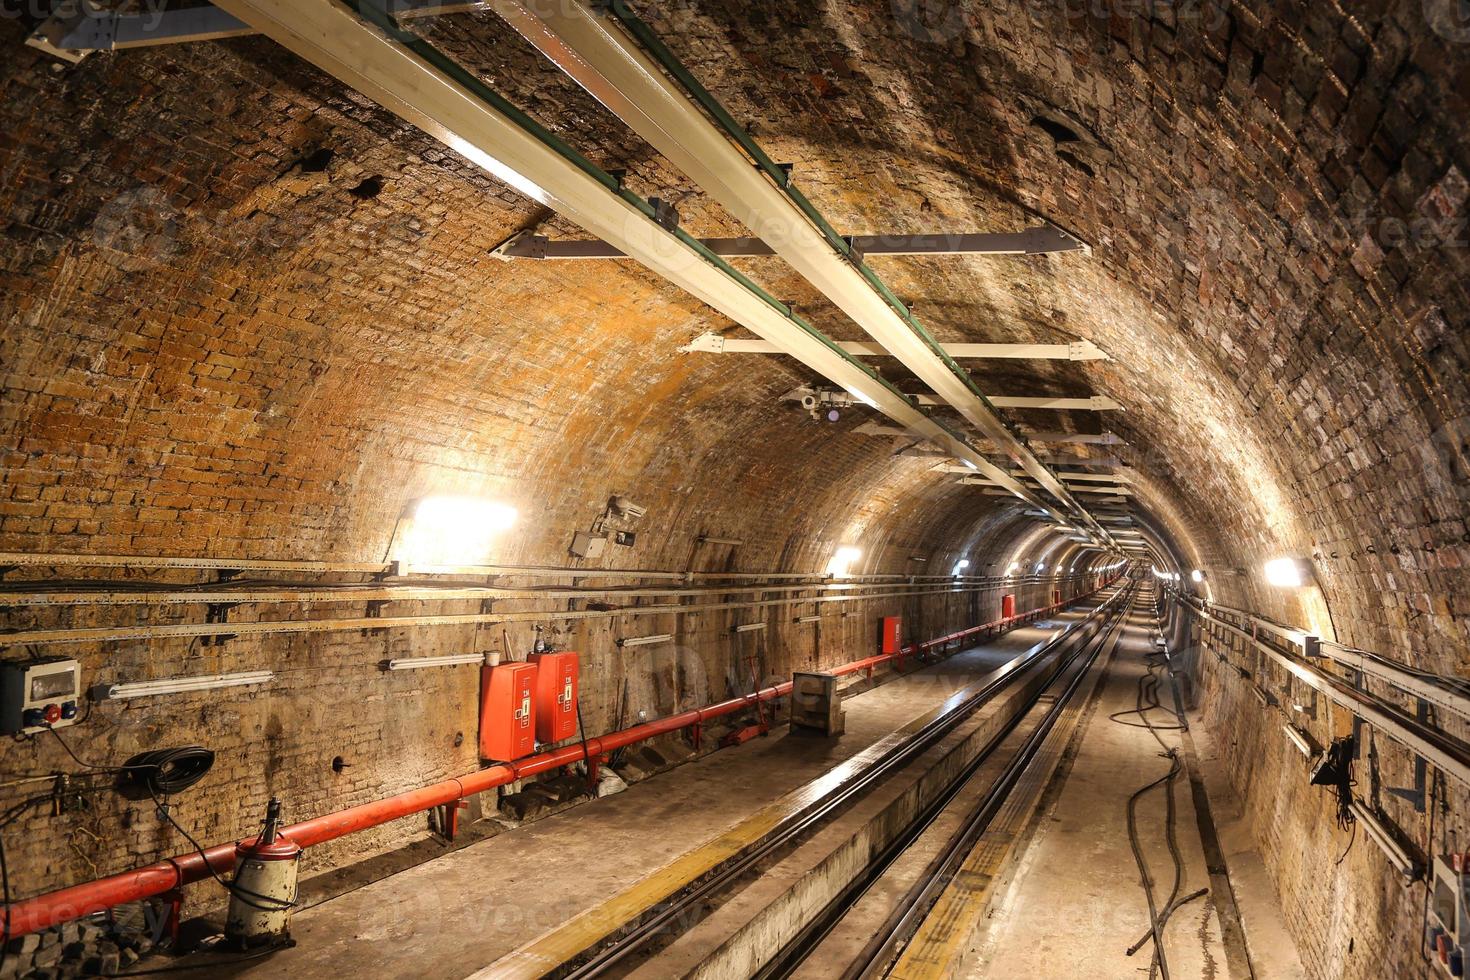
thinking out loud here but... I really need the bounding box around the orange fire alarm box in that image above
[1002,594,1016,619]
[480,662,536,762]
[880,616,903,654]
[529,651,579,743]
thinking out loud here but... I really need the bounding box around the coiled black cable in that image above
[119,747,216,797]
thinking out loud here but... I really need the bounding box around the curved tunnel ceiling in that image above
[1,1,1465,667]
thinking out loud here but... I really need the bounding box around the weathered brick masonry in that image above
[0,1,1467,975]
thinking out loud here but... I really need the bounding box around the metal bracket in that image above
[679,331,726,353]
[1385,698,1431,813]
[767,162,794,188]
[361,599,389,635]
[203,603,237,646]
[489,229,547,261]
[647,196,680,231]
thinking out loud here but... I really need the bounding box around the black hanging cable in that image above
[43,729,287,911]
[145,790,293,913]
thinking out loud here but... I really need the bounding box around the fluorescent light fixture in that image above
[617,633,674,648]
[794,615,821,624]
[952,558,970,577]
[385,653,485,670]
[961,459,978,470]
[1190,569,1205,583]
[106,670,273,700]
[732,622,767,633]
[1349,801,1418,879]
[826,546,862,578]
[1263,557,1306,587]
[1282,724,1315,757]
[400,495,517,567]
[845,386,878,408]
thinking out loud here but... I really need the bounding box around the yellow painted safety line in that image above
[887,596,1135,980]
[468,614,1089,980]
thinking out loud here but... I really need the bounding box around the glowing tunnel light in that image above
[1264,558,1306,588]
[826,546,862,578]
[400,495,518,568]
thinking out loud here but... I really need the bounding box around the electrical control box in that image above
[1001,594,1016,619]
[1052,588,1062,606]
[880,617,903,655]
[1427,854,1470,976]
[1,658,82,735]
[479,662,537,762]
[529,651,579,744]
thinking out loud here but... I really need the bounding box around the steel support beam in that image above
[937,465,1128,482]
[493,225,1087,260]
[488,0,1113,547]
[960,478,1134,496]
[905,392,1122,412]
[1021,431,1124,445]
[681,331,1107,361]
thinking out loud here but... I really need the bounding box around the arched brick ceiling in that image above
[1,1,1465,669]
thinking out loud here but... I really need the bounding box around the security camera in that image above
[609,495,647,521]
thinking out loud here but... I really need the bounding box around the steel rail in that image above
[757,585,1135,979]
[559,585,1133,979]
[843,586,1135,979]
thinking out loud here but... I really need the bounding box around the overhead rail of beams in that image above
[485,0,1116,547]
[492,226,1089,260]
[37,0,1118,550]
[205,0,1103,543]
[0,575,1099,647]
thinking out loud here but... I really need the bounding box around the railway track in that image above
[479,578,1139,980]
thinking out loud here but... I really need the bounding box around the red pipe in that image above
[3,577,1118,935]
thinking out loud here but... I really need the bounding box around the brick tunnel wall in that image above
[1,0,1467,973]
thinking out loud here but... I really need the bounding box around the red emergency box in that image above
[1052,588,1062,606]
[479,662,536,762]
[880,616,903,654]
[529,651,579,743]
[1001,594,1016,619]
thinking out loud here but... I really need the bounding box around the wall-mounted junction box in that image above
[569,531,606,560]
[1428,854,1470,975]
[1,658,82,735]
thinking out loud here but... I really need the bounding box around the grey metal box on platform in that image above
[790,672,844,736]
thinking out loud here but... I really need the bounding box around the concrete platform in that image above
[218,604,1104,979]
